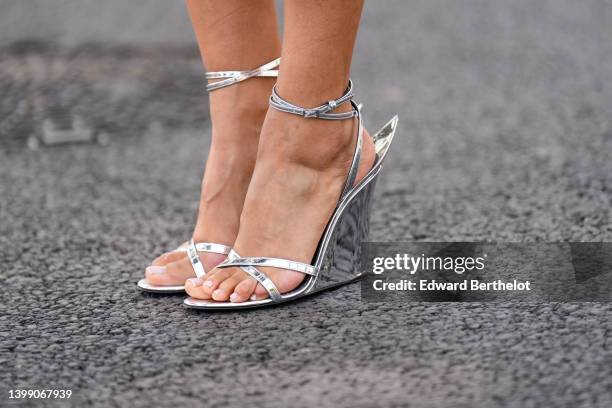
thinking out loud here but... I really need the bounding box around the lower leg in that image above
[188,0,281,244]
[146,0,280,287]
[277,0,363,108]
[187,0,375,302]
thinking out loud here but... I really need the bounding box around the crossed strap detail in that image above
[217,250,319,302]
[216,82,364,302]
[205,57,280,92]
[269,80,358,120]
[185,239,232,278]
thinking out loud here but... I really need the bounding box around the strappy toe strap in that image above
[205,57,280,92]
[217,252,321,302]
[186,239,231,278]
[268,80,364,200]
[220,257,318,276]
[218,250,283,301]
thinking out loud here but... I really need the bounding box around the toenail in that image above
[230,293,239,303]
[213,289,224,298]
[250,294,257,301]
[204,280,213,288]
[146,266,166,275]
[187,278,204,287]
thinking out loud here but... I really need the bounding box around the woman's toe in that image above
[151,250,186,267]
[145,265,172,285]
[165,257,195,279]
[212,271,244,301]
[185,276,211,299]
[253,283,269,300]
[147,257,193,286]
[200,268,233,296]
[231,278,257,303]
[145,250,189,286]
[185,267,223,299]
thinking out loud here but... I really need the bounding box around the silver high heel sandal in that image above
[137,57,281,293]
[183,80,398,309]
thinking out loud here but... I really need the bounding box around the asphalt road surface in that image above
[1,1,611,407]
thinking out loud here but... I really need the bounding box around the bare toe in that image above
[185,276,212,299]
[253,283,268,300]
[212,270,244,301]
[231,277,257,303]
[200,267,234,296]
[151,250,186,267]
[146,257,193,286]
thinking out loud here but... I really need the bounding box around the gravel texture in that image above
[1,1,612,407]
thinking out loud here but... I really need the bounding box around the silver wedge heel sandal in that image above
[184,80,398,309]
[137,58,280,293]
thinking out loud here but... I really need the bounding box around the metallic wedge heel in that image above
[137,58,281,294]
[183,81,398,309]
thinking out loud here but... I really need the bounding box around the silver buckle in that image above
[303,109,319,118]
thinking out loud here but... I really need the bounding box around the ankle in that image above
[258,108,358,172]
[208,84,271,148]
[209,78,273,120]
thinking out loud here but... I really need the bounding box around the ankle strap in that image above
[269,81,363,199]
[205,58,280,92]
[269,80,358,120]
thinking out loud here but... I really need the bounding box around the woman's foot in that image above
[184,106,375,301]
[144,78,274,291]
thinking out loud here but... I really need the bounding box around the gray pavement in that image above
[1,1,612,407]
